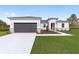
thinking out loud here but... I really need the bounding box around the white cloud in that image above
[0,12,16,25]
[4,12,16,17]
[11,12,16,16]
[4,12,9,16]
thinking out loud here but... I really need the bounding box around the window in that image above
[62,23,64,27]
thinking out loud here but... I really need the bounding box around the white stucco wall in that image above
[56,22,69,31]
[48,19,57,31]
[10,20,41,33]
[41,23,48,30]
[48,19,69,31]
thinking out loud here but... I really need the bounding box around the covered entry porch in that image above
[48,22,56,31]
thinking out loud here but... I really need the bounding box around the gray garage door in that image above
[14,23,37,32]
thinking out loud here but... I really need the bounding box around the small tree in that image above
[67,14,78,28]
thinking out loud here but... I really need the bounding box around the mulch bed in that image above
[37,30,59,34]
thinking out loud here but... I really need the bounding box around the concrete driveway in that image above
[0,33,36,54]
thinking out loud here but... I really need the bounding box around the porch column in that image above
[10,21,14,33]
[48,22,51,31]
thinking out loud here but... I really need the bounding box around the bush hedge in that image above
[0,25,10,31]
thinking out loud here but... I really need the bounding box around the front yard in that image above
[31,29,79,54]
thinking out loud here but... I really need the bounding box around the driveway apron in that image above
[0,33,36,54]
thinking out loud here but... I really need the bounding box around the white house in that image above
[8,16,69,33]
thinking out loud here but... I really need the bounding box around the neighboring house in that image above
[8,16,69,33]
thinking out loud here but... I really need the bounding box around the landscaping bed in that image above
[37,30,59,34]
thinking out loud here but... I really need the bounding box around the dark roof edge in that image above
[47,17,58,20]
[57,20,68,22]
[7,16,42,19]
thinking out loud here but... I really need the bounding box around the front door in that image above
[51,23,55,31]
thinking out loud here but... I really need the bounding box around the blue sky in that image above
[0,5,79,24]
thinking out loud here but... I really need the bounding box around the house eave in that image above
[7,16,42,20]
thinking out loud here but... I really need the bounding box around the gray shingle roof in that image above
[41,20,48,23]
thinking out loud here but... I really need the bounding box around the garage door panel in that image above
[14,23,37,32]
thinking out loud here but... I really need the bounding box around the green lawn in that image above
[31,29,79,54]
[0,31,10,36]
